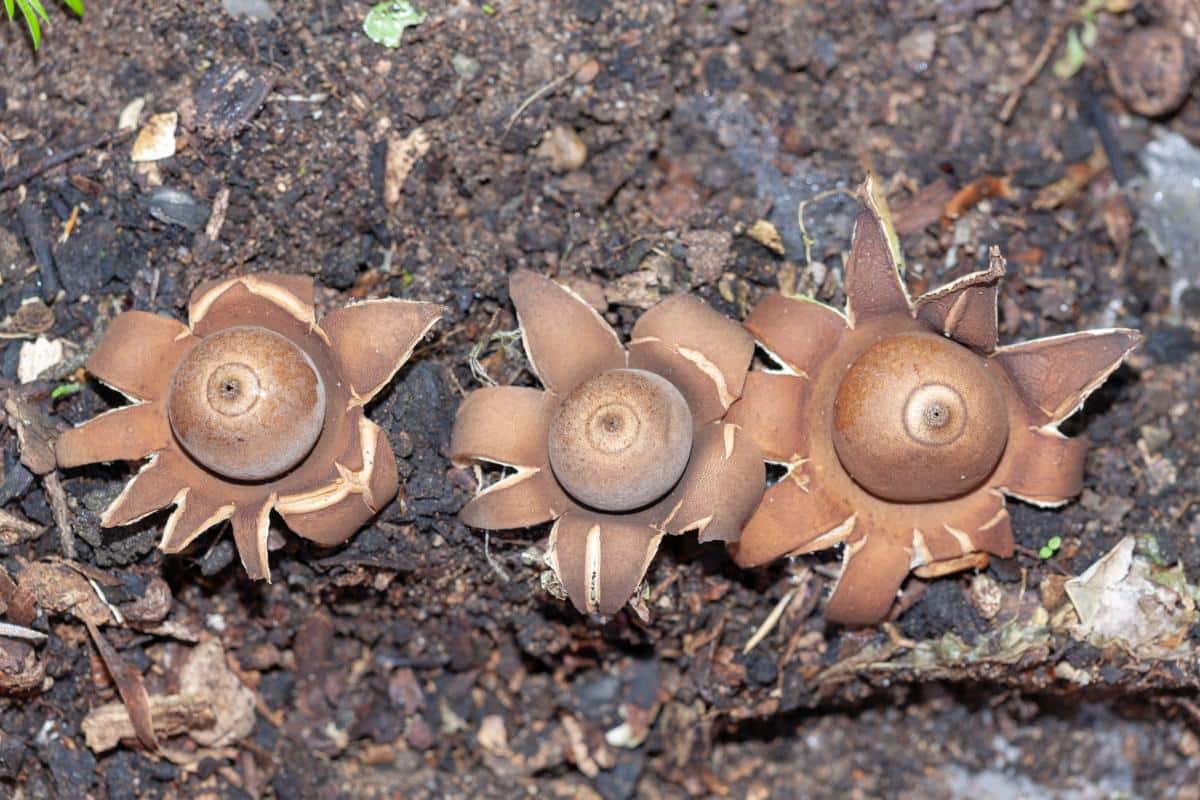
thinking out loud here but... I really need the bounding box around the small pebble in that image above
[536,126,587,172]
[146,187,210,232]
[221,0,276,21]
[451,53,482,81]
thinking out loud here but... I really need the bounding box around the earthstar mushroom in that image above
[56,273,442,581]
[727,179,1140,626]
[450,270,765,616]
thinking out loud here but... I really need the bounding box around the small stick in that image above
[17,201,61,300]
[42,472,75,560]
[742,588,795,655]
[0,128,129,194]
[501,59,589,142]
[1000,20,1068,123]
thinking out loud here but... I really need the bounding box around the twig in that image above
[17,201,61,301]
[42,472,75,560]
[796,187,856,269]
[0,128,130,194]
[501,61,587,142]
[1015,545,1070,575]
[483,532,512,582]
[1000,19,1068,123]
[0,621,46,641]
[742,588,795,655]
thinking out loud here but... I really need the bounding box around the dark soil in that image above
[2,1,1199,797]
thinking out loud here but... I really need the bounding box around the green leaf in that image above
[1079,18,1097,49]
[363,1,427,48]
[17,0,42,48]
[24,0,50,23]
[4,0,15,21]
[1047,536,1062,550]
[1039,546,1054,560]
[1052,27,1087,80]
[50,382,83,400]
[62,0,83,16]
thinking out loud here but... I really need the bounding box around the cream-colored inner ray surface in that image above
[189,276,321,336]
[276,416,385,514]
[343,302,443,407]
[160,488,235,553]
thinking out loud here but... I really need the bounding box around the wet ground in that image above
[2,0,1199,797]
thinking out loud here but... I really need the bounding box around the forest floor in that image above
[2,0,1200,797]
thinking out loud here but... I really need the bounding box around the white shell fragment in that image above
[131,112,179,162]
[18,336,64,384]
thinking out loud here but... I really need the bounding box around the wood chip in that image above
[4,393,57,474]
[82,694,215,752]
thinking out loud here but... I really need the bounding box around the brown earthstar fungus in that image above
[726,179,1140,626]
[450,270,765,616]
[55,274,442,581]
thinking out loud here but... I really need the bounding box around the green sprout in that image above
[481,2,495,14]
[1053,0,1130,80]
[363,1,426,48]
[4,0,83,49]
[50,382,83,400]
[1038,536,1063,560]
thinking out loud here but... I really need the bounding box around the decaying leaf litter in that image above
[1,0,1200,797]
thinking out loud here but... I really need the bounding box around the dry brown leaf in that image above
[941,175,1015,222]
[16,561,112,626]
[81,638,254,753]
[85,618,158,750]
[179,639,256,748]
[1034,149,1108,210]
[0,508,43,548]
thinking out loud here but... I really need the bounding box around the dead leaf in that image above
[478,714,509,755]
[744,219,785,255]
[17,337,63,384]
[384,127,431,208]
[1065,536,1198,654]
[0,636,45,694]
[85,619,158,750]
[941,175,1015,223]
[179,639,256,747]
[891,178,954,235]
[1034,149,1108,210]
[16,561,112,626]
